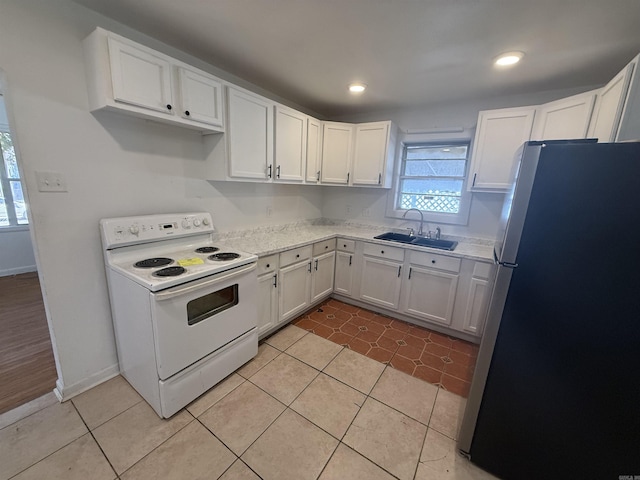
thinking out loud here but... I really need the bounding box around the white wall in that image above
[0,0,323,398]
[0,228,37,276]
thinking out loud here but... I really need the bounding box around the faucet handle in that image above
[435,226,441,240]
[406,227,415,237]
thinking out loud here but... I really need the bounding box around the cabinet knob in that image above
[432,260,436,264]
[325,245,328,249]
[266,264,270,268]
[343,244,346,247]
[296,254,300,258]
[381,250,385,254]
[166,104,172,110]
[185,110,190,116]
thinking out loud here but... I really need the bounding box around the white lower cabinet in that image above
[257,255,279,336]
[278,246,312,323]
[458,261,495,335]
[359,243,404,310]
[401,251,460,326]
[311,251,335,303]
[334,239,356,297]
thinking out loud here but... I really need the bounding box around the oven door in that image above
[150,262,257,380]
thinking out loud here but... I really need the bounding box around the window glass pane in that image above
[0,183,8,226]
[10,181,27,224]
[0,132,19,179]
[399,192,461,213]
[400,178,463,195]
[406,145,468,160]
[404,159,466,177]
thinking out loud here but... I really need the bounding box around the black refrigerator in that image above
[458,140,640,479]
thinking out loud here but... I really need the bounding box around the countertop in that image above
[215,221,495,262]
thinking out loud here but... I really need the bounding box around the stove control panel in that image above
[100,212,215,248]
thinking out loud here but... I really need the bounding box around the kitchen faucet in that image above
[402,208,425,236]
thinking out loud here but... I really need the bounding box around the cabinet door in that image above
[321,122,353,184]
[274,106,306,182]
[469,108,535,192]
[402,265,459,326]
[352,122,389,186]
[227,87,274,180]
[311,251,335,303]
[306,118,322,183]
[279,260,311,322]
[334,251,354,297]
[531,91,596,141]
[177,67,223,127]
[258,272,278,336]
[108,37,173,114]
[588,62,635,142]
[462,277,489,335]
[359,256,402,310]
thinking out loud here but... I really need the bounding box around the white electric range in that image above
[100,212,258,418]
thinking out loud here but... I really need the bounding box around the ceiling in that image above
[71,0,640,118]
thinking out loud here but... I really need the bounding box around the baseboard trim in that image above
[53,363,120,401]
[0,265,37,277]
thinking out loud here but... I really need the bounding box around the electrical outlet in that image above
[266,206,273,217]
[362,208,371,217]
[36,171,67,192]
[346,204,352,215]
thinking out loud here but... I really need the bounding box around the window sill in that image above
[0,224,30,233]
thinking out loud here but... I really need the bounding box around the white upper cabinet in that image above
[588,61,635,142]
[177,67,223,127]
[83,28,225,134]
[589,54,640,142]
[226,87,274,180]
[531,91,596,141]
[321,122,354,184]
[108,37,173,115]
[274,106,306,182]
[468,107,536,192]
[306,117,323,183]
[352,121,396,187]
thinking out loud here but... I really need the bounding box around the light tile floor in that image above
[0,325,498,480]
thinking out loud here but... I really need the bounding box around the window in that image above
[390,142,472,225]
[0,128,28,227]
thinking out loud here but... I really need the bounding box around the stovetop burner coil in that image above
[195,246,219,254]
[153,266,186,277]
[208,252,241,261]
[135,257,173,268]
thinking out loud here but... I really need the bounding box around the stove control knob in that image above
[129,225,139,236]
[193,219,201,227]
[202,218,210,226]
[182,219,191,229]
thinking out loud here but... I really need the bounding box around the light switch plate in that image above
[36,171,68,192]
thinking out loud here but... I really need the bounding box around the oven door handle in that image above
[153,263,256,300]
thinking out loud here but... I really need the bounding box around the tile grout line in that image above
[69,400,120,480]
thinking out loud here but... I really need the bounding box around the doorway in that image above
[0,90,57,414]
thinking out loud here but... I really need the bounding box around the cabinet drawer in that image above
[312,238,337,256]
[257,254,279,275]
[410,251,461,273]
[363,242,405,262]
[280,245,312,267]
[472,261,493,280]
[337,238,355,253]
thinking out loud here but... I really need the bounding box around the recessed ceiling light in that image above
[348,83,366,93]
[494,51,524,67]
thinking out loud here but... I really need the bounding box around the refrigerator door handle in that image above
[494,249,519,269]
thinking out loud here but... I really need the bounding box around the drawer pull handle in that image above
[349,255,352,266]
[315,259,319,271]
[273,273,278,287]
[408,267,412,279]
[308,262,312,272]
[397,265,402,277]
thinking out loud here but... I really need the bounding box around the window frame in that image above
[386,138,473,226]
[0,100,28,229]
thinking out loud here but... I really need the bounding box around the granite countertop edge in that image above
[215,220,495,262]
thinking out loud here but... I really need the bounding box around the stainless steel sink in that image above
[374,232,458,251]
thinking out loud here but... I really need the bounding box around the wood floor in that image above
[0,272,57,414]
